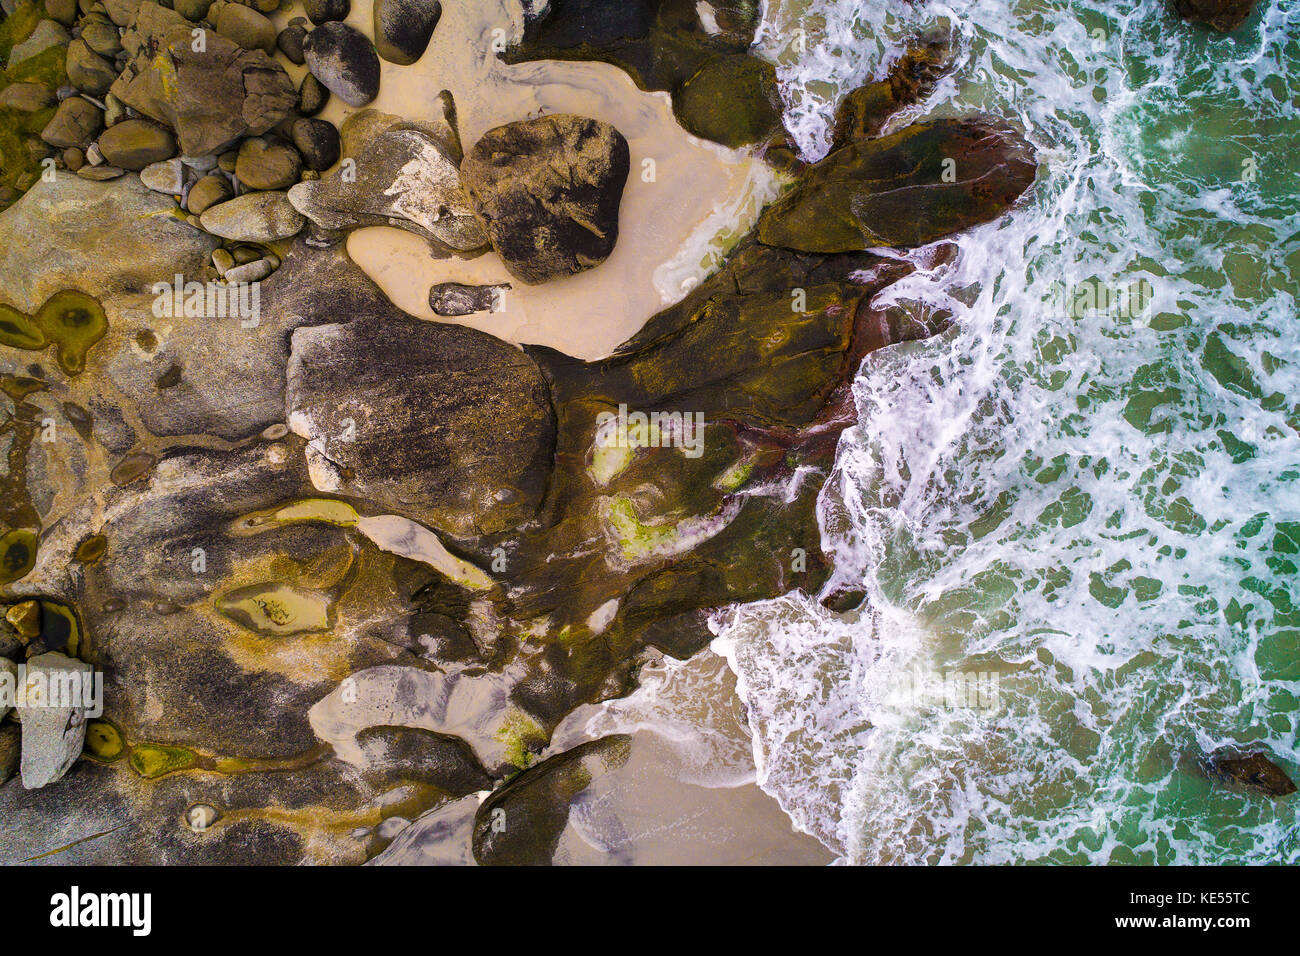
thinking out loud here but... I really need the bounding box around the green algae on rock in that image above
[0,527,37,585]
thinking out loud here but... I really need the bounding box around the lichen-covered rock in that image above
[287,126,485,251]
[285,314,556,536]
[110,31,297,156]
[373,0,440,66]
[0,171,217,312]
[757,118,1038,252]
[96,117,176,169]
[303,20,380,108]
[461,114,630,285]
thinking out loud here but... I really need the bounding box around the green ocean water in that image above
[717,0,1300,863]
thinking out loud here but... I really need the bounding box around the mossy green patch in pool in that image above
[36,290,107,376]
[0,527,37,585]
[129,743,196,779]
[84,719,125,761]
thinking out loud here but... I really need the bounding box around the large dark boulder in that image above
[461,114,630,285]
[285,315,557,537]
[758,118,1037,252]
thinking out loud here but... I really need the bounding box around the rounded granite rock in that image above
[96,119,177,170]
[373,0,441,66]
[290,118,339,172]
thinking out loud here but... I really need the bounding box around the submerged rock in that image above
[1171,0,1256,31]
[1203,747,1297,796]
[287,127,485,251]
[829,28,956,150]
[285,314,556,536]
[757,118,1037,252]
[303,21,380,108]
[373,0,441,65]
[461,114,630,285]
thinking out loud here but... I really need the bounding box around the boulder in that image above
[303,21,380,108]
[757,118,1037,252]
[199,190,305,241]
[214,3,277,54]
[39,96,103,150]
[461,114,630,284]
[235,136,302,190]
[287,127,485,250]
[285,314,556,536]
[298,72,329,116]
[96,118,176,169]
[472,736,632,865]
[185,173,233,214]
[289,117,339,171]
[65,40,118,96]
[18,651,95,789]
[673,53,782,148]
[373,0,441,66]
[110,32,297,157]
[276,17,309,64]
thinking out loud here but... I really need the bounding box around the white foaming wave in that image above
[720,0,1300,863]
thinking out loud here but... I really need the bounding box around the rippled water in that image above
[716,0,1300,863]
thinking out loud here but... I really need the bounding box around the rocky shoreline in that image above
[0,0,1058,863]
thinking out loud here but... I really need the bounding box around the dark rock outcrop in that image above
[461,114,630,285]
[758,118,1037,252]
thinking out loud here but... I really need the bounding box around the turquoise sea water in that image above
[717,0,1300,863]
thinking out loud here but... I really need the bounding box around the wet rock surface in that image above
[461,114,630,285]
[0,4,1043,865]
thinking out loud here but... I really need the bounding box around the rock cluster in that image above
[0,3,1060,865]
